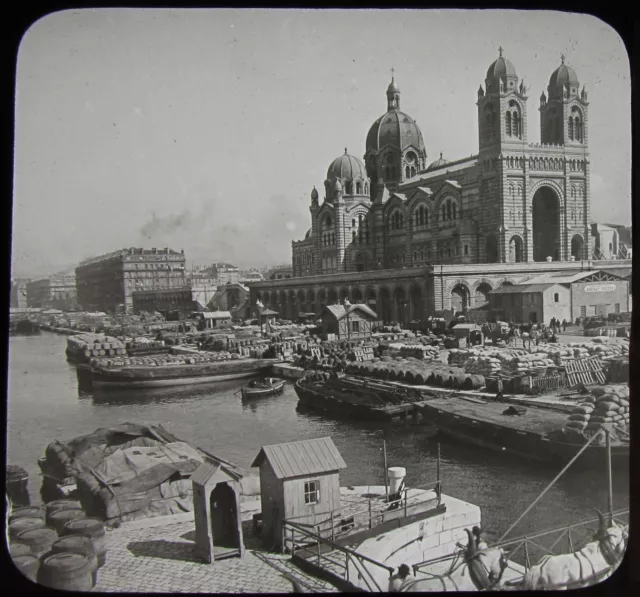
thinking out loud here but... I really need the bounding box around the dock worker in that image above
[562,319,567,332]
[389,564,412,591]
[472,526,489,551]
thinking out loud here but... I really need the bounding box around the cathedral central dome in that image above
[365,110,425,155]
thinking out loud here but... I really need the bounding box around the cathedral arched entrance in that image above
[571,234,584,260]
[365,288,377,317]
[297,290,306,315]
[307,289,316,314]
[532,187,561,262]
[509,235,523,263]
[317,289,327,310]
[339,288,350,304]
[474,283,492,307]
[328,288,338,305]
[485,235,499,263]
[451,284,469,314]
[393,287,407,325]
[352,288,363,303]
[409,285,423,321]
[379,287,392,323]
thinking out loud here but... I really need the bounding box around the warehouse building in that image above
[131,288,195,320]
[488,283,570,324]
[522,269,630,319]
[26,271,77,310]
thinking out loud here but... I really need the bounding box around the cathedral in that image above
[292,49,591,277]
[250,48,626,323]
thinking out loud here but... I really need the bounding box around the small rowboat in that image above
[241,378,286,398]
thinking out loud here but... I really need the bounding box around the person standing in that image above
[389,565,412,591]
[562,319,567,333]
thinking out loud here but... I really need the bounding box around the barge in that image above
[294,375,435,421]
[415,396,629,468]
[91,357,279,389]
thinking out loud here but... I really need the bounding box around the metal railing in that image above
[412,509,629,582]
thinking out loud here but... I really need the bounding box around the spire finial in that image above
[344,147,348,155]
[440,152,443,159]
[498,46,503,57]
[561,53,565,64]
[391,66,395,81]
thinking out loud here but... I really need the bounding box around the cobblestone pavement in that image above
[93,518,339,593]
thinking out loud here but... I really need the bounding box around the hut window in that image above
[554,293,559,303]
[304,480,320,504]
[352,320,360,333]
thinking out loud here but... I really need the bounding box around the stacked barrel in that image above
[67,333,127,362]
[8,499,108,590]
[344,357,485,391]
[90,351,240,369]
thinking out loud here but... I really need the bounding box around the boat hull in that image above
[241,381,286,398]
[91,359,278,389]
[422,401,629,468]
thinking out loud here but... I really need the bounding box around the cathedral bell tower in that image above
[539,55,589,146]
[477,47,528,153]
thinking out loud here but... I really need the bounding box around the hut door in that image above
[210,482,239,555]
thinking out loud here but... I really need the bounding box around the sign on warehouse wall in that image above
[584,284,617,293]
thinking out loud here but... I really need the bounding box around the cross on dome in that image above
[561,54,565,64]
[498,46,503,57]
[391,66,395,81]
[345,147,348,154]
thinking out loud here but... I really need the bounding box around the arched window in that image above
[452,203,457,219]
[385,167,391,179]
[405,166,411,179]
[464,244,469,256]
[356,182,362,194]
[506,112,512,136]
[442,204,447,221]
[575,117,582,142]
[568,117,574,140]
[352,219,356,228]
[447,200,452,220]
[410,167,416,177]
[352,231,356,242]
[425,209,429,226]
[420,250,424,261]
[513,113,520,137]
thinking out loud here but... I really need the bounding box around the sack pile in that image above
[397,344,440,361]
[464,356,502,377]
[563,384,630,437]
[500,354,556,375]
[90,351,240,369]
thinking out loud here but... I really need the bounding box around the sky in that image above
[12,9,631,278]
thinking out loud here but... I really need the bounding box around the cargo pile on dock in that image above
[562,384,630,441]
[393,344,441,361]
[345,358,485,390]
[89,351,240,368]
[66,334,127,362]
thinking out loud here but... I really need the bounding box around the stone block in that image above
[438,529,452,545]
[418,532,440,551]
[442,513,467,531]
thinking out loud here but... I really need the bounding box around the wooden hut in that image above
[318,303,377,341]
[251,437,347,550]
[191,460,245,563]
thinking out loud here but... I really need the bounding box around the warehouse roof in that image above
[523,269,627,285]
[490,283,563,295]
[251,437,347,479]
[199,310,232,319]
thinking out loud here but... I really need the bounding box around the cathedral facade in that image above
[292,50,592,278]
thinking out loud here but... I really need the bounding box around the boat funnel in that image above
[388,467,406,494]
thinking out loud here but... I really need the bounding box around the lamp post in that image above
[344,298,351,342]
[256,299,264,336]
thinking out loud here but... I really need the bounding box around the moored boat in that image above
[241,377,286,398]
[415,396,629,468]
[91,357,279,389]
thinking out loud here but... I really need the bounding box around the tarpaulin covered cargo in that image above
[38,423,217,526]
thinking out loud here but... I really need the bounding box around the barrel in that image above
[12,554,40,582]
[6,465,30,508]
[63,518,107,567]
[9,517,46,541]
[16,527,58,557]
[52,536,98,586]
[45,499,82,518]
[9,542,33,558]
[49,509,86,534]
[10,506,44,523]
[37,552,94,592]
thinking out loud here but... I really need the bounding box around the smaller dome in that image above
[427,152,450,171]
[311,186,318,201]
[486,53,517,82]
[326,150,367,182]
[387,78,400,94]
[548,57,579,97]
[333,178,343,191]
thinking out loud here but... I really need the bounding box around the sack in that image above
[613,414,624,422]
[585,422,604,430]
[580,396,596,404]
[596,400,616,410]
[620,399,629,408]
[568,414,590,423]
[591,387,607,397]
[572,405,594,415]
[589,416,609,424]
[565,421,587,430]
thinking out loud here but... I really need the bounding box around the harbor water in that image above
[7,332,629,545]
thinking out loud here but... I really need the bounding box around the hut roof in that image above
[321,304,377,321]
[191,461,243,486]
[251,437,347,479]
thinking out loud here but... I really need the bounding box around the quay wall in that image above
[347,494,480,591]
